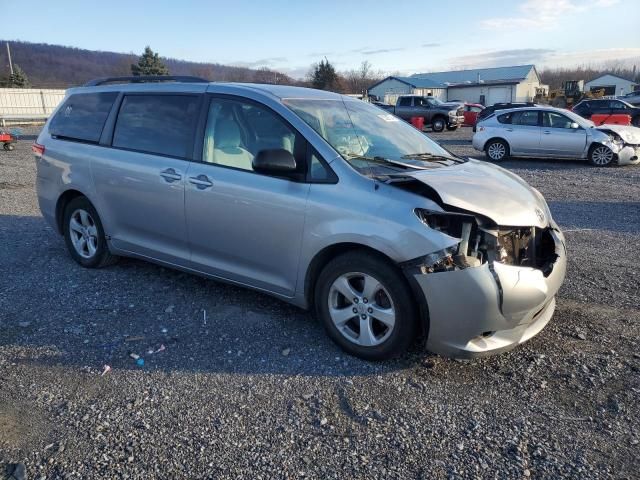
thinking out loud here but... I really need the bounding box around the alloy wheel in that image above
[487,142,506,160]
[591,146,614,166]
[69,209,98,259]
[327,272,396,347]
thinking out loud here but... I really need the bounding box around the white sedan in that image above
[472,106,640,167]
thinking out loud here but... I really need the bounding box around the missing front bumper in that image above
[413,229,566,358]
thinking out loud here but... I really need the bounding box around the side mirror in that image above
[570,122,580,129]
[253,149,297,174]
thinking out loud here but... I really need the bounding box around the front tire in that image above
[588,144,615,167]
[485,139,509,161]
[446,125,458,131]
[431,116,446,132]
[315,251,417,361]
[63,196,118,268]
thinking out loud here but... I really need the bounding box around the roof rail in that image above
[83,75,208,87]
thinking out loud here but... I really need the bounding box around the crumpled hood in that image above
[596,124,640,144]
[402,159,549,227]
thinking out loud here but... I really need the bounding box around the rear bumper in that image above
[414,228,567,358]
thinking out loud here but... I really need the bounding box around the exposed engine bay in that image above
[410,209,558,276]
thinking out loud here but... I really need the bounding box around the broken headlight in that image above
[414,209,476,238]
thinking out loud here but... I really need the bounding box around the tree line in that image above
[2,40,638,94]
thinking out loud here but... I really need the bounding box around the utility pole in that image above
[6,42,14,75]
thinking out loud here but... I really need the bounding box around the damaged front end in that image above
[599,127,640,166]
[408,209,559,274]
[405,207,567,358]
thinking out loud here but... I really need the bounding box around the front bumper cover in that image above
[414,228,567,358]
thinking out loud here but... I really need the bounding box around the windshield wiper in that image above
[345,154,432,170]
[401,152,465,164]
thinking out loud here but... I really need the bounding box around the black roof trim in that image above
[83,76,208,87]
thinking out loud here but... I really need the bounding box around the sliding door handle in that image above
[189,174,213,189]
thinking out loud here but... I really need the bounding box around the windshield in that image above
[416,97,443,107]
[283,98,463,174]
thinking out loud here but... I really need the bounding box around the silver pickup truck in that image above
[380,95,464,132]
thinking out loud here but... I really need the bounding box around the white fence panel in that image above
[0,88,66,116]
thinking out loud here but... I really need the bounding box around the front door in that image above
[184,96,310,296]
[540,111,587,157]
[92,93,201,264]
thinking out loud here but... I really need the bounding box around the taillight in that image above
[32,143,45,156]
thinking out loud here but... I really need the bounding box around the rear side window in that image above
[511,110,539,126]
[112,95,200,158]
[49,92,118,143]
[497,113,512,124]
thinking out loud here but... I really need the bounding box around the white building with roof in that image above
[368,65,542,105]
[584,74,637,96]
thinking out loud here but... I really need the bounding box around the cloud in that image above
[448,48,556,69]
[481,0,620,30]
[443,47,640,71]
[232,57,288,68]
[421,43,440,48]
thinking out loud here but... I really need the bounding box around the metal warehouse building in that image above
[369,65,543,106]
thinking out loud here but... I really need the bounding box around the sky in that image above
[3,0,639,78]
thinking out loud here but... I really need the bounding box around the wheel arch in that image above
[303,242,429,337]
[55,189,92,235]
[483,136,510,157]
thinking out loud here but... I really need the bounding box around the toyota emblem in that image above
[535,207,545,223]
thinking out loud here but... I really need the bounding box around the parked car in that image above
[476,102,538,122]
[381,95,464,132]
[571,99,640,126]
[473,106,640,166]
[463,103,484,127]
[34,76,567,360]
[618,90,640,106]
[474,102,539,132]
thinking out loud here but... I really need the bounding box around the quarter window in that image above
[398,97,412,107]
[202,98,299,173]
[112,95,200,158]
[49,92,118,143]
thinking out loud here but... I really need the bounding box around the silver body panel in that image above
[37,82,568,358]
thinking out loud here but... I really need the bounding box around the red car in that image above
[463,103,484,127]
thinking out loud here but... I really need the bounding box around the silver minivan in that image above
[35,76,566,360]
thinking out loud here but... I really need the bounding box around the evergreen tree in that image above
[9,64,30,88]
[131,46,169,76]
[311,58,341,92]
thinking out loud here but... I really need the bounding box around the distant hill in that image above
[0,40,297,88]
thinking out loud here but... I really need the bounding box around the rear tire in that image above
[431,116,446,132]
[3,143,14,151]
[315,251,417,361]
[63,196,118,268]
[588,144,615,167]
[485,139,509,161]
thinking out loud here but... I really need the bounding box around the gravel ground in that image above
[1,126,639,479]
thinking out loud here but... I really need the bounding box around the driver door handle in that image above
[189,174,213,190]
[543,130,551,134]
